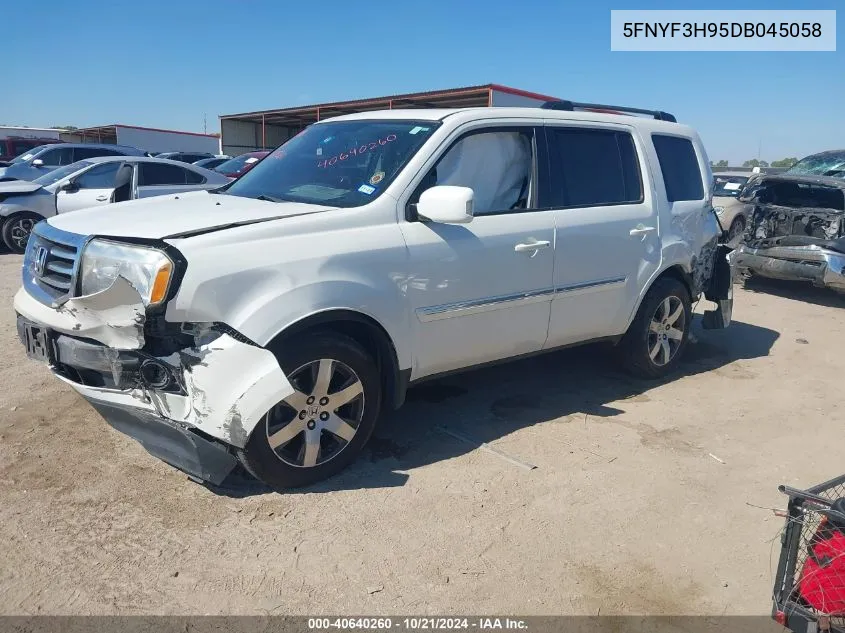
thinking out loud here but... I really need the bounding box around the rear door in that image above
[55,162,123,213]
[543,122,660,347]
[136,162,196,197]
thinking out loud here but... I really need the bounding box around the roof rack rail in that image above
[540,100,677,123]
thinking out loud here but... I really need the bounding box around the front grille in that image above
[22,223,88,305]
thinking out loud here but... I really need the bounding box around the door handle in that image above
[514,240,551,253]
[95,195,109,202]
[629,225,656,237]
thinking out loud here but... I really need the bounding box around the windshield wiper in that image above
[255,194,286,203]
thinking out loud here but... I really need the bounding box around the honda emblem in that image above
[34,246,48,277]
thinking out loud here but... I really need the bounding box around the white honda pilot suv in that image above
[14,102,733,491]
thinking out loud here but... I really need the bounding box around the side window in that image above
[412,129,534,216]
[546,127,643,208]
[652,134,705,202]
[74,162,121,189]
[184,168,206,184]
[138,163,189,186]
[38,147,75,166]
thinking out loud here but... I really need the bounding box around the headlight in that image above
[80,239,173,306]
[713,206,725,215]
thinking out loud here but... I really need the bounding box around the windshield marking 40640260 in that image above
[317,134,398,168]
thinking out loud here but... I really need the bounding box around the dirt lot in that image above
[1,250,844,616]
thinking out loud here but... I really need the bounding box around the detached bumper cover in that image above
[732,244,845,291]
[82,392,239,485]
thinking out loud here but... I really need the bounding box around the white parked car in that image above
[0,156,231,252]
[13,103,733,491]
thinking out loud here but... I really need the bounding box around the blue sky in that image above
[2,0,841,164]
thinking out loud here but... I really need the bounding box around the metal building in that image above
[219,84,559,156]
[60,124,221,155]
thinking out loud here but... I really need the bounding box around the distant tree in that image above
[742,159,769,168]
[770,157,799,168]
[710,159,729,168]
[50,125,78,131]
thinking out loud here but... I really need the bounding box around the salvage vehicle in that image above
[0,137,64,165]
[13,102,733,491]
[192,156,231,170]
[0,143,147,183]
[214,150,270,178]
[712,171,752,245]
[155,151,216,164]
[732,152,845,291]
[0,156,230,252]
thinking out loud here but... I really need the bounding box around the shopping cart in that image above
[774,474,845,633]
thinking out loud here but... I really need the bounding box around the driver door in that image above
[55,162,122,214]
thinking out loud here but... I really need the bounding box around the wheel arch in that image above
[1,210,45,252]
[625,263,694,331]
[266,308,409,411]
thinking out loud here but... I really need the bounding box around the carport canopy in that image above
[218,84,560,155]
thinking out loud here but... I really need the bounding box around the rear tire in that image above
[237,331,381,491]
[619,277,691,379]
[2,212,42,253]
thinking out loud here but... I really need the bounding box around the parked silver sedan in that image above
[0,156,231,252]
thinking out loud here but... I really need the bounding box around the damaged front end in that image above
[732,175,845,291]
[14,223,292,485]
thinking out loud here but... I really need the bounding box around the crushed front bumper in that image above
[14,286,294,484]
[732,244,845,291]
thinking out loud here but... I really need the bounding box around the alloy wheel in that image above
[647,296,685,366]
[264,358,365,468]
[9,217,35,250]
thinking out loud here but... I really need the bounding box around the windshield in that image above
[224,120,440,207]
[33,161,92,186]
[787,152,845,179]
[712,174,749,198]
[10,145,51,164]
[215,153,266,175]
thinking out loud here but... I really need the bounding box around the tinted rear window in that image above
[139,163,189,185]
[652,135,704,202]
[546,127,643,207]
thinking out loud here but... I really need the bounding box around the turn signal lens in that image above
[149,261,173,305]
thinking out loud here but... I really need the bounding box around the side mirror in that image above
[60,182,79,193]
[31,159,44,167]
[417,186,474,224]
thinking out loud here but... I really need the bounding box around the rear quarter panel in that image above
[628,125,719,321]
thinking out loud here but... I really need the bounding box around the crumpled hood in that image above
[0,180,42,195]
[47,190,337,240]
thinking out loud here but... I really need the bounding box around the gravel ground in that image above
[1,249,844,615]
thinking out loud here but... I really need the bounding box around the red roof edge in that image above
[489,84,560,103]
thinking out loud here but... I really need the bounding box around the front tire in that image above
[619,277,691,379]
[237,331,381,491]
[2,212,42,253]
[727,216,746,247]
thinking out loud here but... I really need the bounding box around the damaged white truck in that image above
[732,152,845,292]
[14,102,733,490]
